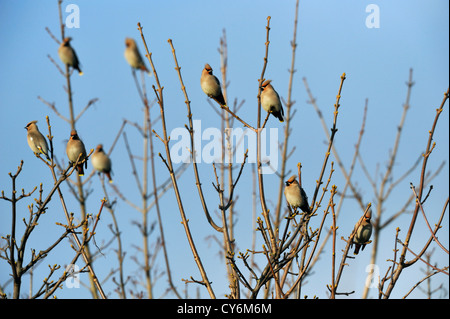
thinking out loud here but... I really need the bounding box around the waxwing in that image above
[260,80,284,122]
[200,63,226,106]
[58,37,83,75]
[124,38,150,74]
[25,121,50,160]
[284,175,310,213]
[91,144,113,183]
[351,209,373,255]
[66,130,87,176]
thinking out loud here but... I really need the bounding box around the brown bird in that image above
[124,38,150,74]
[66,130,87,176]
[58,37,83,75]
[261,80,284,122]
[25,120,50,160]
[352,209,373,255]
[284,175,310,213]
[200,63,226,106]
[91,144,113,183]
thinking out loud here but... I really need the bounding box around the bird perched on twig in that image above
[25,120,50,161]
[260,80,284,122]
[351,209,373,255]
[200,63,226,106]
[284,175,310,213]
[124,38,151,75]
[66,130,87,176]
[58,37,83,75]
[91,144,113,183]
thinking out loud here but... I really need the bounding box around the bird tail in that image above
[216,96,226,107]
[141,65,152,76]
[77,164,84,176]
[273,111,284,122]
[38,148,50,161]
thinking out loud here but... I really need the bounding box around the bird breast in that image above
[355,223,372,244]
[124,48,141,69]
[201,74,220,97]
[285,186,304,208]
[261,90,281,112]
[58,46,75,65]
[67,143,86,162]
[92,153,111,171]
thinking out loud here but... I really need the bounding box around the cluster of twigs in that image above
[130,2,448,298]
[0,118,105,298]
[1,0,108,299]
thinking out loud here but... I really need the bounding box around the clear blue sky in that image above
[0,0,448,299]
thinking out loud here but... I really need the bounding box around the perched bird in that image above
[66,130,87,176]
[25,120,50,160]
[124,38,150,74]
[58,37,83,75]
[284,175,310,213]
[352,209,373,255]
[200,63,226,106]
[260,80,284,122]
[91,144,113,183]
